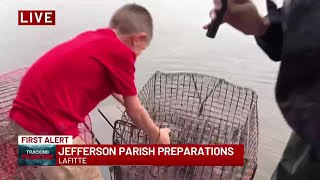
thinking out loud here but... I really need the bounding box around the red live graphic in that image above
[18,10,55,25]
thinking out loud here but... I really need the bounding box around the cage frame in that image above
[111,71,259,180]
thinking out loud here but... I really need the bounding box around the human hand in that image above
[203,0,269,36]
[124,96,171,144]
[151,128,171,144]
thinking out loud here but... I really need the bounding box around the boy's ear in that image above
[133,32,149,43]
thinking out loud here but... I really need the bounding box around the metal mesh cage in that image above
[112,71,259,180]
[0,67,94,179]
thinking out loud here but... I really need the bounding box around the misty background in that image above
[1,0,289,179]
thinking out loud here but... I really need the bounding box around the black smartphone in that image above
[206,0,228,38]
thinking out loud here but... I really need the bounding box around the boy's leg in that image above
[40,136,103,180]
[10,120,103,180]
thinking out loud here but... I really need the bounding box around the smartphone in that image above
[206,0,228,38]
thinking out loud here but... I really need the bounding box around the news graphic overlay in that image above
[18,135,72,166]
[55,145,244,166]
[18,10,56,25]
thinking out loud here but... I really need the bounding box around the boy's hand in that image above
[123,95,171,144]
[203,0,270,36]
[152,128,171,144]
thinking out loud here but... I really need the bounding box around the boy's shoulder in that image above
[74,28,136,61]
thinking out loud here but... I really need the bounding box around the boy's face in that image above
[125,32,150,56]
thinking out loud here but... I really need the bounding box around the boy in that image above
[9,3,170,180]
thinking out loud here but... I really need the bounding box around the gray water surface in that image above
[1,0,290,179]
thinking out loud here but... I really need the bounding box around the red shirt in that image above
[9,28,137,137]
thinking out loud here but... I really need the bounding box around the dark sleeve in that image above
[255,5,283,62]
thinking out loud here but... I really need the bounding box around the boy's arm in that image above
[99,47,170,143]
[123,95,170,144]
[112,93,125,106]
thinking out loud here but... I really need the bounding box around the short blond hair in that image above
[109,3,153,39]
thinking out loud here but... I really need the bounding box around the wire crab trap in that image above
[0,68,94,179]
[111,71,259,180]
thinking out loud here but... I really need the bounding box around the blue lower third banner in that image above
[18,144,56,166]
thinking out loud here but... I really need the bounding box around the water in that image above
[0,0,291,179]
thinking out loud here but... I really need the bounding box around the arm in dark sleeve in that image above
[255,5,283,62]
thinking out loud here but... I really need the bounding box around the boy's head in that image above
[109,3,153,56]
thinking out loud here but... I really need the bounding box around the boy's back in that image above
[10,28,137,138]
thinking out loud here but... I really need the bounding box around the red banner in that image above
[56,144,244,166]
